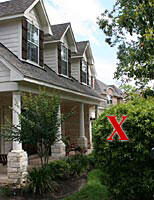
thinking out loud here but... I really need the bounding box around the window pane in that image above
[61,60,68,76]
[61,45,68,76]
[82,71,87,83]
[27,42,38,63]
[27,23,39,64]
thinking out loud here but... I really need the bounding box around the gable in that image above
[0,57,23,82]
[61,26,77,52]
[25,0,52,34]
[0,61,10,82]
[27,7,41,28]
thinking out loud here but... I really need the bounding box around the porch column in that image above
[77,103,88,149]
[7,92,28,185]
[51,105,66,158]
[89,109,93,150]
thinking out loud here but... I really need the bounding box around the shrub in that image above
[27,154,92,195]
[66,154,89,176]
[49,160,71,180]
[27,167,56,195]
[93,97,154,200]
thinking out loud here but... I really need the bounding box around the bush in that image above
[49,160,71,180]
[27,167,56,195]
[93,97,154,200]
[66,154,89,176]
[27,154,93,195]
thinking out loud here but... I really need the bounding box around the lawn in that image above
[64,169,108,200]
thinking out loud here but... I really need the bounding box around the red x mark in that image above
[107,116,129,141]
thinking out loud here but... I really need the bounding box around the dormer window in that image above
[27,23,39,64]
[58,43,71,78]
[82,60,87,84]
[107,95,113,105]
[61,45,68,76]
[80,59,89,85]
[22,18,44,67]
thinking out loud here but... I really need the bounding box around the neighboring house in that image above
[0,0,106,184]
[95,79,123,115]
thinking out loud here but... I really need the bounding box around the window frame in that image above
[27,22,39,64]
[61,44,69,77]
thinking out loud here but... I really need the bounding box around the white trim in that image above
[44,40,60,44]
[71,55,83,58]
[0,82,19,92]
[61,25,77,52]
[23,77,105,102]
[0,14,24,21]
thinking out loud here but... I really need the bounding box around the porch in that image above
[0,91,96,184]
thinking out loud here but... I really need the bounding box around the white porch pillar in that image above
[51,105,65,158]
[89,109,93,150]
[77,103,88,149]
[7,92,28,185]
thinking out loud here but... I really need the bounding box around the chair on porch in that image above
[0,154,7,165]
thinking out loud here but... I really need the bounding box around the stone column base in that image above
[51,141,66,159]
[77,136,88,149]
[7,150,28,185]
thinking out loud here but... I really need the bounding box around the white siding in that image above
[0,21,20,57]
[44,43,58,73]
[27,8,41,28]
[71,59,80,81]
[62,34,69,48]
[0,61,10,82]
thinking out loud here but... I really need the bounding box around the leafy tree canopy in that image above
[98,0,154,87]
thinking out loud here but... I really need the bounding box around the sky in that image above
[44,0,117,85]
[0,0,117,85]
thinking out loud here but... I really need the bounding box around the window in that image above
[61,45,68,76]
[107,95,113,105]
[82,60,87,84]
[27,23,39,64]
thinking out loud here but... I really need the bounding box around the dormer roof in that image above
[0,0,52,34]
[45,23,70,42]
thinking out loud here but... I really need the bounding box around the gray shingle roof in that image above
[72,41,89,57]
[95,79,123,98]
[0,42,103,100]
[45,23,70,42]
[95,79,108,95]
[0,0,35,18]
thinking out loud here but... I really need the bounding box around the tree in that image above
[98,0,154,87]
[4,90,63,166]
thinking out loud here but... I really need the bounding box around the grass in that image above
[64,169,108,200]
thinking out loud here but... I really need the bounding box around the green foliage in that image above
[66,154,89,176]
[64,169,108,200]
[27,154,92,195]
[98,0,154,87]
[93,97,154,199]
[27,167,56,195]
[4,90,61,166]
[49,160,71,180]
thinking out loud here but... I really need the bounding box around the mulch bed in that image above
[0,174,87,200]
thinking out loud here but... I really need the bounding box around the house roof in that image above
[0,42,104,101]
[95,79,108,95]
[95,79,123,98]
[0,0,35,18]
[72,41,89,57]
[45,23,70,42]
[108,85,123,97]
